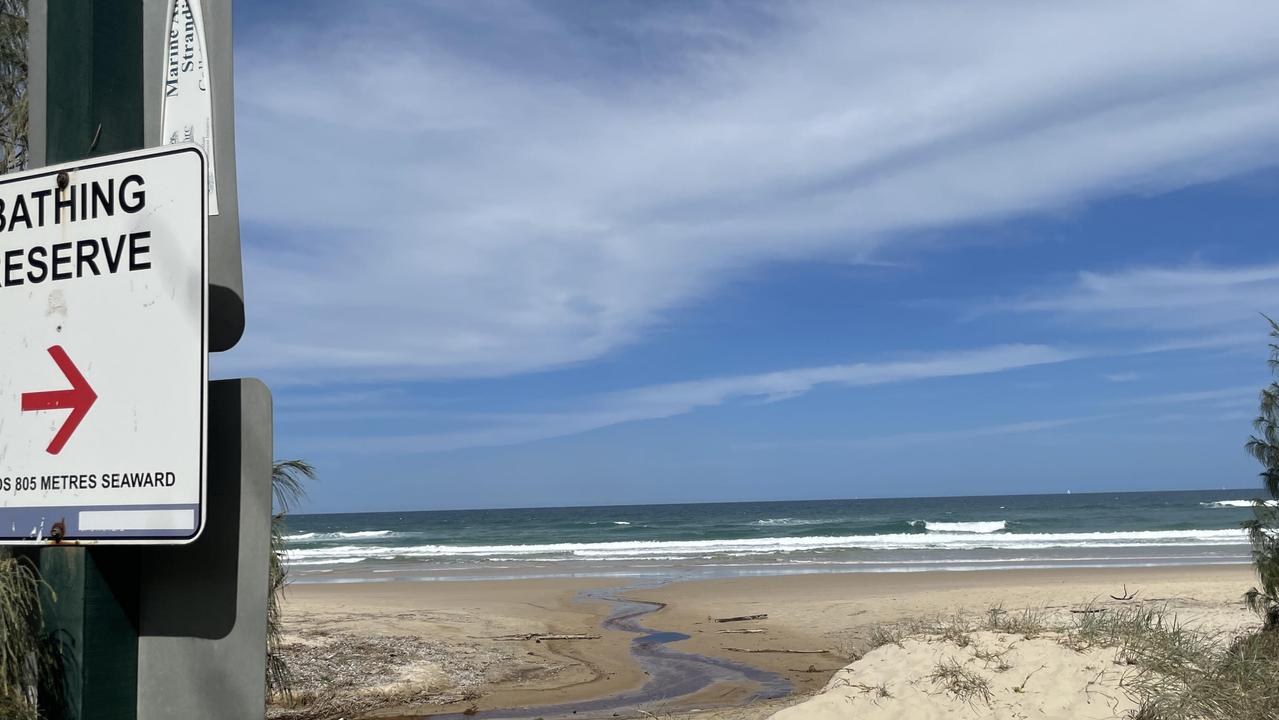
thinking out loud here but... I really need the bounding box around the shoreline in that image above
[288,557,1253,586]
[272,563,1258,719]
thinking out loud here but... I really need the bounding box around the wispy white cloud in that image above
[854,417,1101,448]
[225,0,1279,383]
[1116,385,1260,407]
[283,338,1273,454]
[1103,372,1141,383]
[740,416,1103,452]
[296,343,1079,453]
[981,261,1279,377]
[1134,332,1261,354]
[1001,263,1279,331]
[1142,410,1255,425]
[274,388,407,411]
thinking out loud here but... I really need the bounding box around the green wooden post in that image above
[45,0,144,163]
[37,2,145,718]
[37,549,139,720]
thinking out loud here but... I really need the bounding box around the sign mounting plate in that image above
[0,145,207,544]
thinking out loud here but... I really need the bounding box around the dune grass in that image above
[1102,613,1279,720]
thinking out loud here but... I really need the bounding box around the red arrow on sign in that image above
[20,345,98,455]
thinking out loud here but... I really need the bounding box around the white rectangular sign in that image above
[0,146,207,544]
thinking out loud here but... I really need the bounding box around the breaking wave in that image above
[912,520,1007,534]
[754,518,834,526]
[285,530,396,541]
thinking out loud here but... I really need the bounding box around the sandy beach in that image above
[269,564,1261,719]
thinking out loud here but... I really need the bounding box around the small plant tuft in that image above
[984,605,1049,637]
[928,657,993,705]
[937,614,973,648]
[972,645,1013,672]
[866,624,907,649]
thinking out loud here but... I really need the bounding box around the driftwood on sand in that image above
[724,647,827,654]
[1110,584,1139,601]
[482,633,601,642]
[713,614,768,623]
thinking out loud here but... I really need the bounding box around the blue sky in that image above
[219,1,1279,512]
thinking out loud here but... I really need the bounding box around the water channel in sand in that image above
[424,582,791,720]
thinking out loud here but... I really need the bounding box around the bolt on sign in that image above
[0,146,207,543]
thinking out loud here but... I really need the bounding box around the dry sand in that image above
[271,565,1259,719]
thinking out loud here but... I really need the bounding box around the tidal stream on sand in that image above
[425,583,791,719]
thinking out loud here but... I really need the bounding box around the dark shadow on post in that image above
[136,382,241,639]
[209,285,246,354]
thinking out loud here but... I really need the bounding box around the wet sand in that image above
[271,565,1256,719]
[272,578,646,718]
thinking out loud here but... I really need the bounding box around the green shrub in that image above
[1243,316,1279,631]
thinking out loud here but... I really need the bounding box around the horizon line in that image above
[289,485,1261,517]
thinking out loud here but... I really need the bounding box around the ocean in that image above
[282,489,1272,584]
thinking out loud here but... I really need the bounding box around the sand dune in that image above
[770,631,1135,720]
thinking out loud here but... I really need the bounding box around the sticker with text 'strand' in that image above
[163,0,218,215]
[0,146,207,544]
